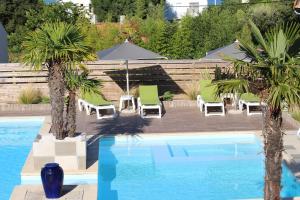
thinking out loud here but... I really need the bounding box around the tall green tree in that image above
[0,0,42,61]
[65,69,100,137]
[191,6,246,58]
[0,0,42,34]
[92,0,135,22]
[215,21,300,200]
[25,2,89,31]
[138,17,165,51]
[8,1,90,62]
[136,0,146,19]
[249,2,297,35]
[91,0,162,22]
[155,22,177,58]
[171,16,194,59]
[22,22,95,140]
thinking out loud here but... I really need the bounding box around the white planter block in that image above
[32,134,87,170]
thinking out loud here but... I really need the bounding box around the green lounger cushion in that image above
[240,93,260,102]
[82,92,112,106]
[199,80,222,103]
[139,85,160,105]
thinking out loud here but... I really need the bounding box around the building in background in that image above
[165,0,221,20]
[0,23,8,63]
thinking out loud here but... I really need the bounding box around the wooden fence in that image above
[0,60,230,103]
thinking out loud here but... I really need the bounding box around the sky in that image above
[44,0,56,3]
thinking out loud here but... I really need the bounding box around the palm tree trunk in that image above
[262,105,283,200]
[66,90,76,137]
[48,62,65,140]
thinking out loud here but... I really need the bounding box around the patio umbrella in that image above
[97,39,166,95]
[202,40,251,62]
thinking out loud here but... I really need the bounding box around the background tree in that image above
[22,22,95,140]
[136,0,147,19]
[191,5,246,58]
[0,0,41,34]
[170,16,194,59]
[91,0,162,22]
[215,21,300,200]
[92,0,136,22]
[25,2,89,31]
[0,0,42,61]
[249,2,297,34]
[155,22,177,58]
[7,1,90,62]
[65,69,100,137]
[4,0,297,61]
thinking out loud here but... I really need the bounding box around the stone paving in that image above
[10,185,97,200]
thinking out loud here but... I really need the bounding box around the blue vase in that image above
[41,163,64,199]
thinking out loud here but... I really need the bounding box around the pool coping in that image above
[0,116,47,122]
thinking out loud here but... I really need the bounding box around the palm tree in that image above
[215,21,300,200]
[22,22,95,140]
[65,69,100,137]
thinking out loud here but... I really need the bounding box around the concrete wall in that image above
[0,60,230,103]
[0,23,8,63]
[165,0,216,20]
[165,0,224,20]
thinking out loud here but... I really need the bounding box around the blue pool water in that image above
[0,118,43,200]
[98,134,300,200]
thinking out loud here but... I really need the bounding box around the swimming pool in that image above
[98,134,300,200]
[0,118,43,200]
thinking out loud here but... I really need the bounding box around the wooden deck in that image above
[75,107,297,135]
[2,106,297,134]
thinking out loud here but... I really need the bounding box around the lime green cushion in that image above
[82,92,112,106]
[139,85,160,105]
[199,80,222,103]
[240,93,260,102]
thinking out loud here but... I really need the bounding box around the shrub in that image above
[18,87,42,104]
[199,69,212,80]
[129,86,139,98]
[162,91,174,101]
[41,96,50,104]
[185,81,200,100]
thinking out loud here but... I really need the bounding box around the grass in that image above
[185,81,200,100]
[129,86,139,98]
[19,87,43,104]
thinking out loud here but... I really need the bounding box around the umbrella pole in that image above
[125,60,131,110]
[126,60,129,96]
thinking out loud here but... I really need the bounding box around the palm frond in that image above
[248,20,268,52]
[284,22,300,47]
[214,79,249,96]
[267,83,300,109]
[22,21,96,70]
[65,69,101,94]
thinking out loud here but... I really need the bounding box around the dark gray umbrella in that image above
[203,40,251,62]
[97,39,166,95]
